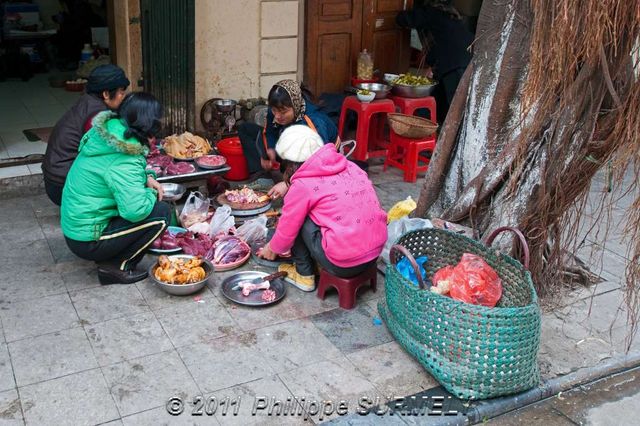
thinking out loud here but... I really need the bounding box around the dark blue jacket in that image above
[396,6,473,79]
[263,101,338,150]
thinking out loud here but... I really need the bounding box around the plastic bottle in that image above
[357,49,374,80]
[80,44,92,62]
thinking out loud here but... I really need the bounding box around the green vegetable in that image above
[393,74,435,86]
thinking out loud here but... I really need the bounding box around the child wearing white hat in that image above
[258,125,387,291]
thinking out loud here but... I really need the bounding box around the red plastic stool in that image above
[338,96,395,161]
[316,262,378,310]
[384,130,436,183]
[390,95,437,122]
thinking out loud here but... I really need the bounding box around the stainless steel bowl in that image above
[391,83,438,98]
[160,183,186,202]
[213,99,237,113]
[356,83,392,99]
[148,255,213,296]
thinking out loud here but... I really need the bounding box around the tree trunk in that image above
[414,0,639,294]
[415,1,533,226]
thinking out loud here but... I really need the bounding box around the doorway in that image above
[140,0,195,135]
[0,0,113,179]
[304,0,412,96]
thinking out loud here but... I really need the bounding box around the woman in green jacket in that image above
[61,92,170,285]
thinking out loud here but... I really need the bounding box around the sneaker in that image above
[278,263,316,292]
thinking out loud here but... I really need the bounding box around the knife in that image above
[232,271,288,290]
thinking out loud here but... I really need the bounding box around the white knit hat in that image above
[275,125,324,163]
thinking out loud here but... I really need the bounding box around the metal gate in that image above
[140,0,195,135]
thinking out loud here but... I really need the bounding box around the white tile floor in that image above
[0,73,81,178]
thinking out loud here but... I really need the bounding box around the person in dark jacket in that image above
[396,0,473,115]
[42,64,129,205]
[62,92,169,285]
[238,79,337,196]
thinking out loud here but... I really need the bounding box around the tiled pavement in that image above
[0,73,82,180]
[0,164,437,425]
[0,156,637,424]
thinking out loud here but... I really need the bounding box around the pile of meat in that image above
[196,155,226,167]
[151,230,250,267]
[208,236,251,265]
[146,144,196,177]
[163,132,212,159]
[224,186,268,204]
[150,230,181,250]
[235,280,277,302]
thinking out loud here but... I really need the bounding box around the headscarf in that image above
[274,79,306,122]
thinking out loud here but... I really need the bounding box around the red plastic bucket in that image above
[217,136,249,181]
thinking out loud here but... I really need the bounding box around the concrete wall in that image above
[111,0,142,92]
[195,0,303,130]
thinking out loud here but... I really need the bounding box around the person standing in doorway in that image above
[396,0,473,117]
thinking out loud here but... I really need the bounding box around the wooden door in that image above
[305,0,363,96]
[361,0,412,75]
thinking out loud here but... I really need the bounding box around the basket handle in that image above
[389,244,427,289]
[484,227,530,270]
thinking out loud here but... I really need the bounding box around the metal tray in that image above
[220,271,286,306]
[250,238,291,268]
[230,203,272,217]
[251,252,288,269]
[214,193,273,217]
[157,165,231,183]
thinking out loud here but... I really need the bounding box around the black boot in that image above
[97,265,148,285]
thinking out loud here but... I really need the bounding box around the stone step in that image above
[0,169,45,200]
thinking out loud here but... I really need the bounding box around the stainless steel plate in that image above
[230,203,272,217]
[195,155,227,170]
[251,253,287,269]
[220,271,286,306]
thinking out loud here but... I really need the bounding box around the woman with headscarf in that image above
[238,79,337,197]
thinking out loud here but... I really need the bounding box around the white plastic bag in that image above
[179,191,209,228]
[381,216,433,263]
[236,215,268,246]
[208,205,235,237]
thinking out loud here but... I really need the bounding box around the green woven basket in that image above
[379,227,541,400]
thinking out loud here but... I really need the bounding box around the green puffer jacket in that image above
[61,111,157,242]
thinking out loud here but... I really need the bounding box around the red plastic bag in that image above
[432,253,502,307]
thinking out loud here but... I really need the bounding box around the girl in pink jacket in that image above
[258,125,388,291]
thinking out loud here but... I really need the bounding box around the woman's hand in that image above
[146,176,164,201]
[260,158,273,170]
[268,181,289,199]
[257,243,278,260]
[260,148,277,170]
